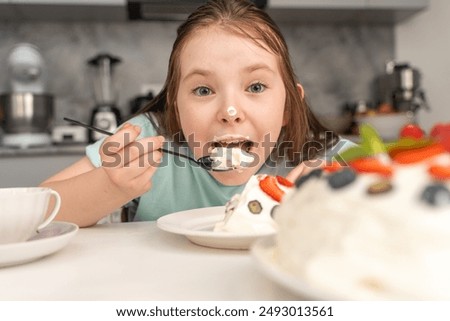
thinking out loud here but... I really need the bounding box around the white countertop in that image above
[0,222,299,301]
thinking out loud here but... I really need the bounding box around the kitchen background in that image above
[396,0,450,131]
[0,0,448,188]
[0,15,393,124]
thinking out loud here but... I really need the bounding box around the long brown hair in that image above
[138,0,337,165]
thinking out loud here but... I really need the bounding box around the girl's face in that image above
[177,26,287,185]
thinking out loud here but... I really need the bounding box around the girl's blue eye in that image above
[193,86,212,96]
[248,82,266,93]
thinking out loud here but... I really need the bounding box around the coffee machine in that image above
[88,53,122,142]
[386,61,429,113]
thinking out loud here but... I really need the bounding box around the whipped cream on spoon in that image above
[63,118,253,171]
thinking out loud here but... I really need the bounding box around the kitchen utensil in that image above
[51,125,87,144]
[87,53,122,142]
[63,117,231,171]
[0,93,54,148]
[6,43,46,94]
[0,44,54,147]
[0,93,53,134]
[384,61,429,113]
[89,105,121,142]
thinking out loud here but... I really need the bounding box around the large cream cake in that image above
[273,123,450,300]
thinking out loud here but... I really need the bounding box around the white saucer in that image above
[0,221,78,268]
[157,206,275,250]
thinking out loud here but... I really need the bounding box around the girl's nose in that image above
[218,105,245,124]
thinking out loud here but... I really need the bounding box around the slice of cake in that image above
[214,174,293,234]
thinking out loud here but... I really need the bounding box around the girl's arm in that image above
[39,124,164,227]
[40,157,132,227]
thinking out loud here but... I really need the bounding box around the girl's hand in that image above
[286,159,325,183]
[99,123,165,200]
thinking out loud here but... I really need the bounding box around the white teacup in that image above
[0,187,61,245]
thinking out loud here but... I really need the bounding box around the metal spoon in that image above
[63,117,231,171]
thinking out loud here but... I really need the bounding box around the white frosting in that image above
[274,154,450,300]
[214,175,291,234]
[210,147,254,170]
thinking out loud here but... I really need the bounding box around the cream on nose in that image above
[219,105,243,124]
[227,106,237,117]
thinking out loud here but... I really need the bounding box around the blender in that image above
[88,53,122,142]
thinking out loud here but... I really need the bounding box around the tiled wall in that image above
[0,20,394,125]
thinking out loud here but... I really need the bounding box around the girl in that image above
[40,0,343,227]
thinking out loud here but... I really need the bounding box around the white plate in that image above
[251,237,334,300]
[0,221,78,268]
[157,206,275,250]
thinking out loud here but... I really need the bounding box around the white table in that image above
[0,222,299,300]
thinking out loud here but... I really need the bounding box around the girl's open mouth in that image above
[211,140,254,152]
[209,136,255,153]
[207,136,256,170]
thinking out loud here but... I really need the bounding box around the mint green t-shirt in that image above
[86,114,353,221]
[86,114,248,221]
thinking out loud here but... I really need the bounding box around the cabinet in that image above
[267,0,429,23]
[0,1,14,19]
[8,0,123,3]
[364,0,430,23]
[0,0,429,23]
[0,145,85,188]
[269,0,427,7]
[269,0,365,8]
[0,154,82,188]
[366,0,428,8]
[0,0,126,21]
